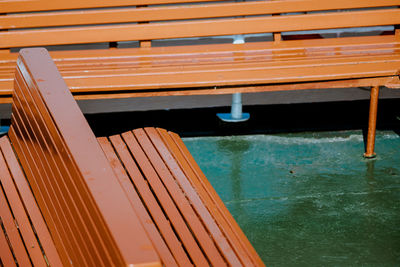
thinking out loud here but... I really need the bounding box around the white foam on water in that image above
[183,132,399,145]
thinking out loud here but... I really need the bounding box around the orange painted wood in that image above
[146,127,245,265]
[98,136,186,267]
[107,134,192,266]
[168,130,266,266]
[0,220,17,267]
[1,0,398,30]
[0,182,32,266]
[0,0,221,13]
[98,128,265,266]
[155,128,263,266]
[120,131,209,266]
[133,128,228,266]
[9,48,160,267]
[0,136,63,267]
[0,149,47,267]
[0,9,400,48]
[1,9,399,48]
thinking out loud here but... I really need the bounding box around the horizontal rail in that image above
[1,9,399,48]
[1,0,399,30]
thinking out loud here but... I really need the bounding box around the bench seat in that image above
[1,35,400,102]
[0,48,264,266]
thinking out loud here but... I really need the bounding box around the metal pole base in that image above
[363,152,377,159]
[217,93,250,122]
[217,112,250,122]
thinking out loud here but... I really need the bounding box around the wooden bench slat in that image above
[42,59,400,92]
[1,0,398,30]
[3,51,397,93]
[0,34,396,65]
[10,86,98,266]
[9,48,161,266]
[0,220,17,267]
[0,181,32,266]
[13,61,114,266]
[97,137,181,267]
[132,128,230,266]
[155,127,262,266]
[2,43,399,77]
[1,9,399,48]
[108,134,194,266]
[0,136,63,267]
[0,76,398,104]
[119,130,210,266]
[1,50,400,82]
[0,146,47,267]
[167,130,267,267]
[0,0,221,13]
[145,127,247,266]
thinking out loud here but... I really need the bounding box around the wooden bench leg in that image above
[364,85,380,158]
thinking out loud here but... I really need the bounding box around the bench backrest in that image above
[1,0,399,50]
[8,48,161,266]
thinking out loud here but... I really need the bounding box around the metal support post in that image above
[364,86,380,158]
[217,35,250,122]
[217,93,250,122]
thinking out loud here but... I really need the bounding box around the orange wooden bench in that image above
[0,48,264,266]
[0,0,400,155]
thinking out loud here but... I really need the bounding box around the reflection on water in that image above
[217,139,251,216]
[184,131,400,266]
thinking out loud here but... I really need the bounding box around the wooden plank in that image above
[0,217,17,267]
[0,76,397,104]
[132,128,228,266]
[1,0,399,30]
[168,130,266,266]
[32,59,400,92]
[2,52,398,93]
[0,0,221,13]
[9,48,161,266]
[0,34,398,65]
[0,183,32,266]
[154,128,260,266]
[0,136,63,267]
[1,9,400,48]
[120,131,209,266]
[0,146,47,266]
[11,81,94,266]
[159,128,265,266]
[145,127,245,266]
[99,136,190,267]
[13,62,103,266]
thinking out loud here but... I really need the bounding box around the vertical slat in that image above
[0,146,47,267]
[120,131,209,266]
[98,137,179,267]
[0,185,31,266]
[12,74,97,266]
[146,127,244,266]
[168,131,266,266]
[0,219,17,267]
[9,48,160,266]
[0,136,63,267]
[154,127,258,266]
[132,128,228,266]
[107,134,193,266]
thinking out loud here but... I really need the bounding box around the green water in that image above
[183,131,400,266]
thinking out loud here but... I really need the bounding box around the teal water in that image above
[183,131,400,266]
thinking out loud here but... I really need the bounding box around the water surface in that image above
[184,131,400,266]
